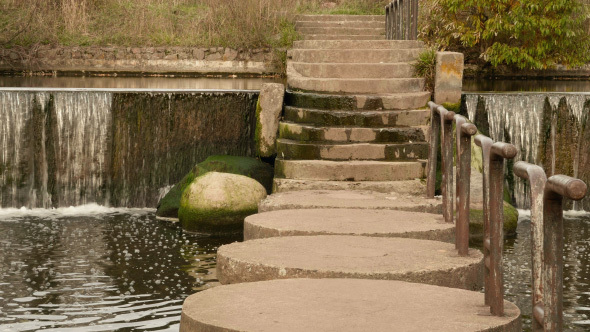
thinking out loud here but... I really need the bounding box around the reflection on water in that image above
[464,79,590,92]
[504,212,590,331]
[0,207,239,331]
[0,76,283,90]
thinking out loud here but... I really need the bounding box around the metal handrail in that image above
[385,0,418,40]
[455,115,477,256]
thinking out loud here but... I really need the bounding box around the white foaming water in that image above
[0,204,154,221]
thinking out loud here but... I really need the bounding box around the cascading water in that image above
[0,89,258,209]
[463,92,590,210]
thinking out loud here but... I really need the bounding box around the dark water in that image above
[504,212,590,331]
[0,208,238,332]
[464,79,590,92]
[0,77,282,90]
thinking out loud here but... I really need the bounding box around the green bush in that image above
[413,48,437,92]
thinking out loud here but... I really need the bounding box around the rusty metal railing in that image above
[455,115,477,256]
[385,0,418,40]
[515,162,587,331]
[427,102,454,225]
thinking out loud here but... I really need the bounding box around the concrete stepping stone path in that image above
[243,208,454,242]
[180,279,521,332]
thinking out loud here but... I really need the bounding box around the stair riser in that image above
[297,15,385,22]
[284,108,430,127]
[284,91,430,111]
[277,141,429,161]
[288,77,425,94]
[291,63,414,79]
[303,35,386,40]
[296,21,384,29]
[279,123,426,143]
[293,40,424,49]
[291,49,421,63]
[272,178,427,194]
[275,160,425,181]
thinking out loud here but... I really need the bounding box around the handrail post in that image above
[426,101,440,198]
[543,175,587,331]
[412,0,418,40]
[488,142,517,316]
[385,6,390,39]
[440,106,455,223]
[513,161,547,332]
[474,135,494,306]
[405,0,411,40]
[396,0,402,39]
[455,115,477,256]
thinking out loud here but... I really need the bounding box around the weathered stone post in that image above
[434,52,464,104]
[256,83,285,157]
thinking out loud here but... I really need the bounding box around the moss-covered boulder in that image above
[469,201,519,244]
[178,172,267,234]
[156,155,273,218]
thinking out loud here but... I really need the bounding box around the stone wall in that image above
[0,46,277,75]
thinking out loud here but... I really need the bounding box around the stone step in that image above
[278,122,427,143]
[277,139,429,161]
[303,34,386,40]
[274,159,425,181]
[285,90,431,111]
[290,48,421,63]
[272,178,427,194]
[289,62,414,79]
[297,14,385,22]
[295,21,384,29]
[284,107,431,127]
[293,39,424,49]
[259,190,442,214]
[244,208,452,242]
[288,76,425,95]
[217,235,483,290]
[297,27,384,36]
[181,279,521,332]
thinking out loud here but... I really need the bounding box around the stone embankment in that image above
[0,46,274,75]
[180,14,522,332]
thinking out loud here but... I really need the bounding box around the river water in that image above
[0,208,238,332]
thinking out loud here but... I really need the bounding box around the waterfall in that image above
[463,92,590,210]
[0,89,258,208]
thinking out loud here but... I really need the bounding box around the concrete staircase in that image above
[275,15,431,193]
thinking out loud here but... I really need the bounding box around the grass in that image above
[413,47,437,92]
[0,0,388,49]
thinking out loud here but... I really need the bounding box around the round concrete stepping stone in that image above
[244,208,454,243]
[217,235,483,290]
[180,279,521,332]
[259,190,442,214]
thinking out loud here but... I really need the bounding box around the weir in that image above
[463,92,590,210]
[0,88,259,208]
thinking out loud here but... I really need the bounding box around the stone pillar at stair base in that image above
[256,83,285,157]
[434,51,464,104]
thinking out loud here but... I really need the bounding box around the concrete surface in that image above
[256,83,285,157]
[259,190,442,214]
[180,279,521,332]
[217,235,483,289]
[244,208,454,242]
[434,51,464,104]
[272,178,428,194]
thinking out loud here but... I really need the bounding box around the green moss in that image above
[179,204,256,234]
[442,102,461,114]
[156,155,273,218]
[254,98,263,155]
[469,201,519,243]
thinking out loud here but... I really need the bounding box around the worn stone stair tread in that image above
[295,21,385,29]
[285,90,431,110]
[297,14,385,22]
[293,39,424,49]
[277,138,429,161]
[289,62,415,79]
[272,178,427,194]
[217,235,483,289]
[290,48,421,63]
[303,34,386,40]
[287,76,425,94]
[244,208,453,242]
[279,122,427,143]
[259,190,441,214]
[274,159,425,181]
[284,106,431,127]
[297,27,385,35]
[180,279,521,332]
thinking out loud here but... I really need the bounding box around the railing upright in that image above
[385,0,418,40]
[455,115,477,256]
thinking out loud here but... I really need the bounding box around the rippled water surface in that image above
[504,212,590,331]
[0,206,238,331]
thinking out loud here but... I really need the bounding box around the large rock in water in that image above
[178,172,267,234]
[156,156,273,218]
